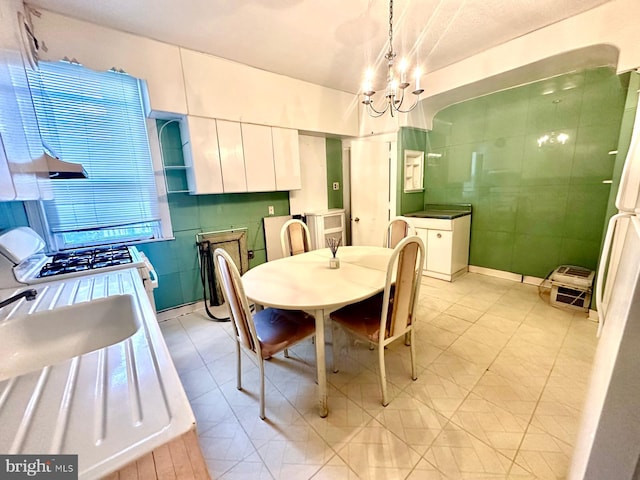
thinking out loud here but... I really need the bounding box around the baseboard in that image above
[523,275,546,286]
[588,309,600,323]
[156,300,205,323]
[468,265,523,282]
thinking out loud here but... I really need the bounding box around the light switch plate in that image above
[268,205,274,215]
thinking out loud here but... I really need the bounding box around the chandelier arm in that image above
[366,99,390,117]
[394,93,420,114]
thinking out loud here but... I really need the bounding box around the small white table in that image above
[242,246,393,417]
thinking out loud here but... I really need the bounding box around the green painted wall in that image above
[404,67,628,279]
[326,137,343,209]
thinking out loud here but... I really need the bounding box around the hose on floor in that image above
[197,240,230,322]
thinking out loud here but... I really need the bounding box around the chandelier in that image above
[362,0,423,117]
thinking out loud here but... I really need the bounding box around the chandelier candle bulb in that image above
[414,67,423,93]
[399,58,408,85]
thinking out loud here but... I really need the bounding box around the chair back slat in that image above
[389,221,408,249]
[215,250,256,352]
[384,217,416,248]
[288,222,308,255]
[387,241,420,338]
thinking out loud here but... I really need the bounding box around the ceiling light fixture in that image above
[537,131,569,147]
[362,0,423,118]
[536,99,569,147]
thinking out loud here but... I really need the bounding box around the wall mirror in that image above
[403,150,424,193]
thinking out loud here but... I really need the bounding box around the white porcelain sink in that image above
[0,294,141,381]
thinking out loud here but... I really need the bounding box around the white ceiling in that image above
[26,0,614,94]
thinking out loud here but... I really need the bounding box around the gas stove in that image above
[0,227,146,287]
[37,245,134,278]
[0,227,159,312]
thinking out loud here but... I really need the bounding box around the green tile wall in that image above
[401,67,628,279]
[137,120,291,311]
[326,137,343,209]
[0,202,29,230]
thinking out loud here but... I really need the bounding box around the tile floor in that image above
[159,272,598,479]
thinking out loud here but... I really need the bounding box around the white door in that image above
[350,140,391,246]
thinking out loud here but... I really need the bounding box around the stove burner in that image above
[36,245,133,278]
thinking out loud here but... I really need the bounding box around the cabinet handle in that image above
[354,217,360,222]
[436,233,442,239]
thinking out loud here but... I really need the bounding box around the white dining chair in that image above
[330,235,425,406]
[384,217,416,248]
[213,248,316,420]
[280,218,312,257]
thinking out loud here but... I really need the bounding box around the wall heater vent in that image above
[196,228,248,306]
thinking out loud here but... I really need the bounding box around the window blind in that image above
[26,61,160,246]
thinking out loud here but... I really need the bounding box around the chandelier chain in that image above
[388,0,394,57]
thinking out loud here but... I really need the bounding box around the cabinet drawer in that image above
[410,217,453,231]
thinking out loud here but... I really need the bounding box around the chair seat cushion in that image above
[254,308,316,358]
[330,292,391,342]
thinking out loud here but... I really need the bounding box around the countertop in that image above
[0,268,195,479]
[404,203,472,220]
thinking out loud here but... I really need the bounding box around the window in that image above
[25,60,170,250]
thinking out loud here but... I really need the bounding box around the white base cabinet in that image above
[413,215,471,281]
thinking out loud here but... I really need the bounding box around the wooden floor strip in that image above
[153,443,177,480]
[136,451,157,479]
[107,429,209,479]
[183,429,210,480]
[167,432,193,478]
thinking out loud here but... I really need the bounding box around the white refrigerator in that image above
[569,94,640,479]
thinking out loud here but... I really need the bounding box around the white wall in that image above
[289,135,327,216]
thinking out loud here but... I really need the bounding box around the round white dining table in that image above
[242,246,394,417]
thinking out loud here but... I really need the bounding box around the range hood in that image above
[41,152,88,179]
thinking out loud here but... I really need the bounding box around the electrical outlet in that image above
[268,205,274,215]
[332,182,340,191]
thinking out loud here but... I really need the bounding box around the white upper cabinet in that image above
[180,116,223,194]
[241,123,276,192]
[216,120,247,193]
[180,116,301,195]
[272,127,301,191]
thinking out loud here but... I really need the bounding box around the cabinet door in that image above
[426,230,453,274]
[216,120,247,193]
[181,116,223,194]
[272,127,301,191]
[241,123,276,192]
[414,227,428,270]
